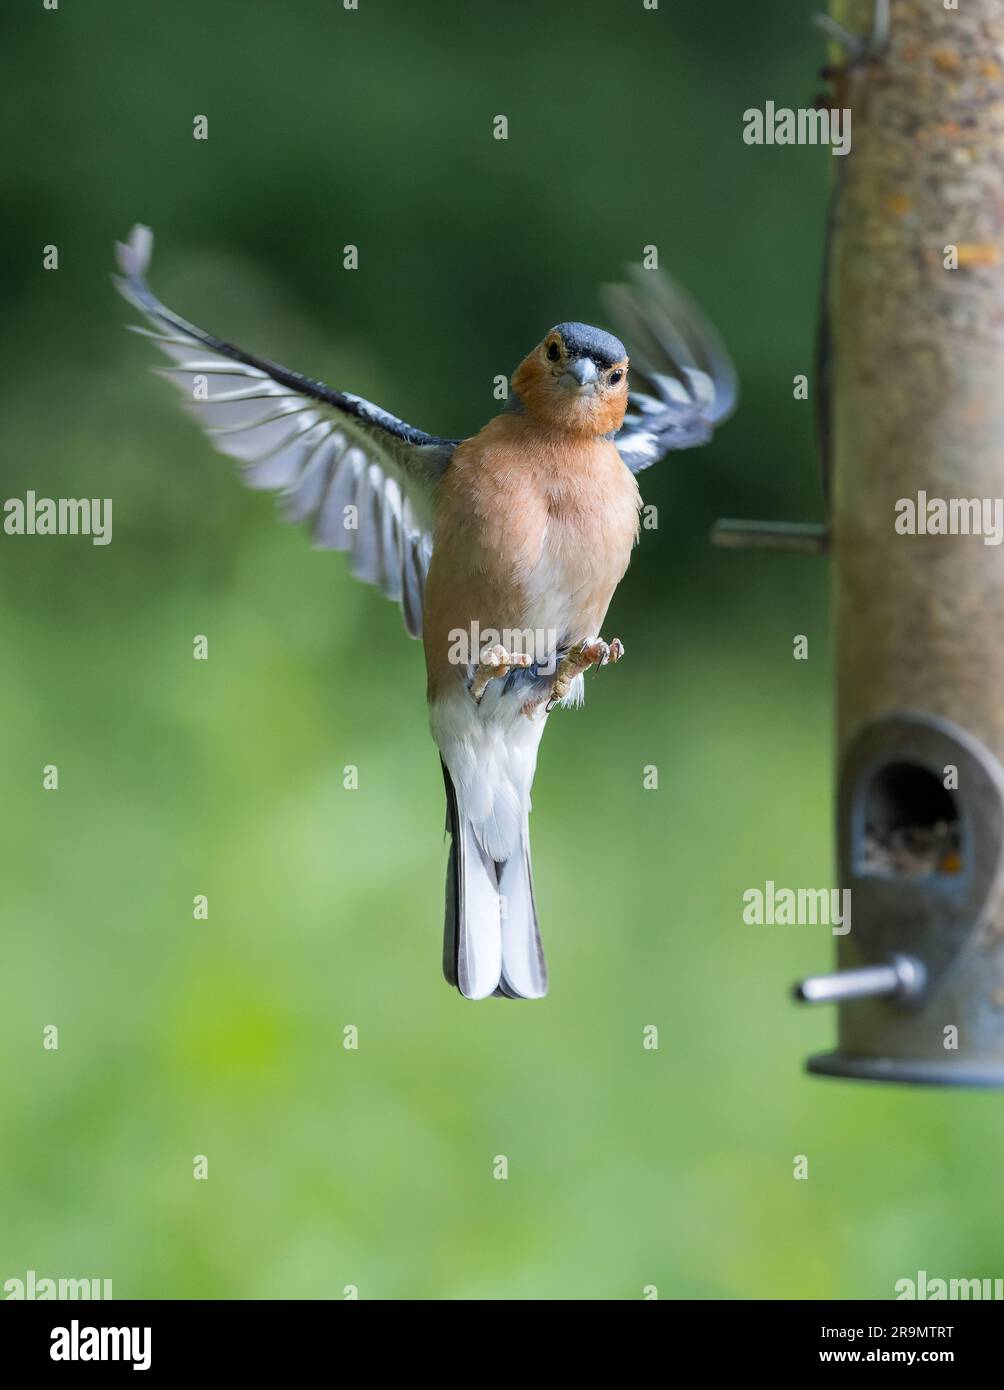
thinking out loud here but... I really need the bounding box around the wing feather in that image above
[602,266,737,473]
[114,224,458,636]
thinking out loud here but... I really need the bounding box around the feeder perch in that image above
[714,0,1004,1086]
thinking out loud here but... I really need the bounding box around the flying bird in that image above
[113,225,736,999]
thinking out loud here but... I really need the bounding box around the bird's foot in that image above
[470,644,532,704]
[544,636,623,713]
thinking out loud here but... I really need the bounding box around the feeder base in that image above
[807,1051,1004,1089]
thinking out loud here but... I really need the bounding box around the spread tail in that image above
[442,761,547,1000]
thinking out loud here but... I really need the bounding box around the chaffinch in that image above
[114,226,736,1000]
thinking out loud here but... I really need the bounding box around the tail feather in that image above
[441,763,547,1000]
[499,823,547,999]
[442,761,502,999]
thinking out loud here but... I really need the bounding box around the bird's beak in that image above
[559,357,599,392]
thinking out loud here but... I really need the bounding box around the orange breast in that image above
[423,414,640,700]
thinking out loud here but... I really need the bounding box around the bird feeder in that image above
[714,0,1004,1086]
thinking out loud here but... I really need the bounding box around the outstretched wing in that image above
[602,266,737,473]
[113,224,459,637]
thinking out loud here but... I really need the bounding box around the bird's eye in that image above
[546,341,560,362]
[609,369,624,385]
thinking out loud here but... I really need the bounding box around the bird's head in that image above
[511,322,629,437]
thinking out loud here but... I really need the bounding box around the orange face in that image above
[511,328,629,438]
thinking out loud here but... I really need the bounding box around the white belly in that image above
[430,682,549,862]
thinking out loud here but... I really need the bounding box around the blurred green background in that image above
[2,0,999,1302]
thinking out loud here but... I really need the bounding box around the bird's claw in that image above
[544,636,624,713]
[470,644,531,704]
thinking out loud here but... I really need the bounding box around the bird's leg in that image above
[469,644,532,704]
[544,637,624,713]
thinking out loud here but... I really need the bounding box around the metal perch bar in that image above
[709,519,829,553]
[813,0,891,58]
[795,954,925,1005]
